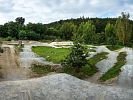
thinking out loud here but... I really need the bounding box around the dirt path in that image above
[0,45,31,81]
[85,72,102,83]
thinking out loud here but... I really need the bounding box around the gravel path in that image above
[96,51,119,74]
[117,48,133,88]
[87,46,119,83]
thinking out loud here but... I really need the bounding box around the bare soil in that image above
[0,46,32,81]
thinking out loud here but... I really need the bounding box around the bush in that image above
[43,35,57,40]
[80,64,97,76]
[0,47,3,53]
[62,64,96,79]
[106,45,124,51]
[19,30,40,40]
[61,43,96,78]
[126,42,133,48]
[5,36,12,41]
[61,43,88,69]
[31,63,61,75]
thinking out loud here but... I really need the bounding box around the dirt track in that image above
[0,45,31,81]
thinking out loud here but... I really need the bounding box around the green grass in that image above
[64,52,108,79]
[88,52,109,66]
[106,45,124,51]
[86,52,109,77]
[62,64,97,79]
[31,63,53,75]
[62,52,109,79]
[32,46,71,63]
[89,49,96,52]
[100,52,127,81]
[31,48,109,79]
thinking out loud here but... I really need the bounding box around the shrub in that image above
[0,47,3,53]
[61,43,96,78]
[61,43,88,69]
[5,36,12,41]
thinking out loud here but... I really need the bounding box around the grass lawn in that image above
[100,52,127,81]
[106,45,124,51]
[88,52,109,66]
[32,46,71,63]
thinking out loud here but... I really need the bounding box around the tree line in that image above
[0,12,133,46]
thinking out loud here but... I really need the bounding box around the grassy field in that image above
[100,52,127,81]
[32,46,71,63]
[106,45,124,51]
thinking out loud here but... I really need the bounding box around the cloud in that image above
[0,0,14,13]
[0,0,133,24]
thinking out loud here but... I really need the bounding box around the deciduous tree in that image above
[115,12,132,45]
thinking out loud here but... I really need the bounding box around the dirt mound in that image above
[0,73,132,100]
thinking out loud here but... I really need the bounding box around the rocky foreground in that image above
[0,74,132,100]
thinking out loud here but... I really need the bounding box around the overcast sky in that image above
[0,0,133,24]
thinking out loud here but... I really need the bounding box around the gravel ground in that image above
[0,73,132,100]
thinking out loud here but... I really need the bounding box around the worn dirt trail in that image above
[0,45,31,81]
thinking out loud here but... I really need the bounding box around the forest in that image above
[0,12,133,46]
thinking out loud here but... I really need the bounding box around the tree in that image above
[61,43,88,69]
[75,21,96,44]
[105,23,116,45]
[27,31,40,40]
[6,21,20,39]
[19,30,40,40]
[61,42,97,78]
[18,30,28,40]
[74,22,84,43]
[26,23,47,37]
[0,25,8,37]
[83,21,96,44]
[60,22,76,40]
[46,27,59,36]
[15,17,25,25]
[94,32,105,44]
[115,12,132,45]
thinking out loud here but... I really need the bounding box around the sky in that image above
[0,0,133,24]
